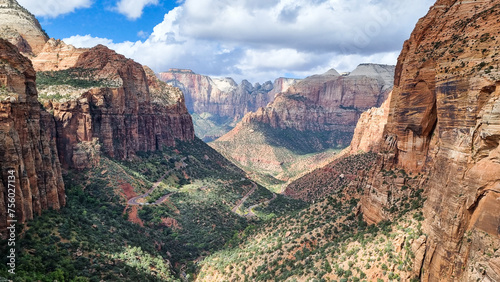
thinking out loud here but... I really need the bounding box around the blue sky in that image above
[35,1,177,43]
[18,0,436,83]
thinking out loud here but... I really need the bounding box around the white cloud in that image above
[18,0,92,18]
[64,0,435,83]
[115,0,159,20]
[64,34,115,48]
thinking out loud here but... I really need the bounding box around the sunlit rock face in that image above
[0,39,65,238]
[0,0,48,55]
[364,0,500,280]
[241,64,394,146]
[158,69,298,119]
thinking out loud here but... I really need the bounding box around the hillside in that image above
[198,152,428,281]
[0,137,305,280]
[210,64,394,189]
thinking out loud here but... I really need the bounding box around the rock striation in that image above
[41,45,195,169]
[0,0,48,54]
[158,69,299,141]
[382,0,500,280]
[241,64,394,144]
[210,65,394,187]
[32,38,87,71]
[0,39,64,238]
[0,0,196,237]
[334,0,500,280]
[349,91,392,154]
[158,69,298,119]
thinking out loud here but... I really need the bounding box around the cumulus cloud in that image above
[64,0,435,83]
[115,0,159,20]
[64,34,115,48]
[18,0,92,18]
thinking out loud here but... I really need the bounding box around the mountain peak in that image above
[0,0,48,54]
[323,68,340,76]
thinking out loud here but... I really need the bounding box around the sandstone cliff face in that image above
[349,91,392,154]
[0,0,48,55]
[0,39,64,238]
[241,64,394,146]
[158,69,298,119]
[348,0,500,280]
[210,65,394,190]
[32,39,87,71]
[40,45,195,169]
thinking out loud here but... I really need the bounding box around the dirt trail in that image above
[231,181,278,217]
[127,157,186,206]
[245,192,277,217]
[231,182,257,213]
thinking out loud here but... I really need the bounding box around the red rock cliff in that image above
[0,39,64,238]
[40,45,195,169]
[242,64,394,146]
[158,69,298,119]
[356,0,500,280]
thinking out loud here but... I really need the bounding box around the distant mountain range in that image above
[159,69,298,141]
[210,64,395,189]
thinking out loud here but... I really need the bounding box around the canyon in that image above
[0,0,195,237]
[378,0,500,280]
[0,0,499,281]
[159,69,298,141]
[0,39,64,235]
[285,0,500,280]
[210,64,395,188]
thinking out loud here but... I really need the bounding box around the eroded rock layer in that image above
[41,45,195,169]
[0,0,48,54]
[0,39,64,238]
[350,0,500,280]
[158,69,298,119]
[242,64,394,142]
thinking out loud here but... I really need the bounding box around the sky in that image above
[18,0,435,83]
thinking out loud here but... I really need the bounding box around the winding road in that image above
[231,181,277,217]
[231,182,257,213]
[127,157,186,206]
[245,192,277,217]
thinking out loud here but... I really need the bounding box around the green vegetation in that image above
[190,112,238,142]
[198,152,427,281]
[210,122,344,192]
[37,68,115,89]
[0,138,306,281]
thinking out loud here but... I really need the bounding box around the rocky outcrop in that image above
[341,0,500,280]
[42,45,195,169]
[241,64,394,145]
[210,65,394,187]
[32,39,87,71]
[350,91,392,154]
[158,69,298,119]
[0,39,64,238]
[0,0,48,55]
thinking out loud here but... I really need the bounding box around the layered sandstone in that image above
[242,64,394,142]
[41,45,195,169]
[0,39,64,238]
[158,69,298,119]
[32,39,87,71]
[344,0,500,280]
[350,91,392,154]
[0,0,48,54]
